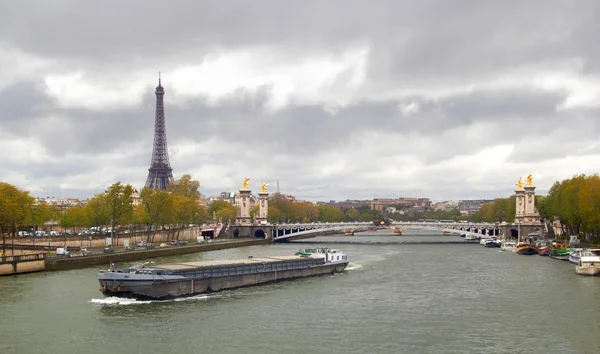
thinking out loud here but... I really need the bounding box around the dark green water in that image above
[1,230,599,354]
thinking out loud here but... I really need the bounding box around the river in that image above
[1,229,599,353]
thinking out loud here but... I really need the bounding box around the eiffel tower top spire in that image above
[145,74,174,190]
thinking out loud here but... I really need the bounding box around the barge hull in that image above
[100,262,347,299]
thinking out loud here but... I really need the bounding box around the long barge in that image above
[98,248,348,299]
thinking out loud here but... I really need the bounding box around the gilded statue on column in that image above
[516,177,524,190]
[526,174,533,187]
[242,177,250,190]
[260,183,269,193]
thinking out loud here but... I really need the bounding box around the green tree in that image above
[0,183,34,254]
[67,205,89,232]
[105,182,135,239]
[168,174,201,201]
[292,202,319,223]
[345,208,360,221]
[84,194,109,229]
[31,202,55,232]
[317,205,344,222]
[171,194,202,239]
[140,187,173,243]
[267,206,281,224]
[207,200,238,224]
[270,195,294,221]
[578,174,600,240]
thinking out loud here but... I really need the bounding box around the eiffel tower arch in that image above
[145,74,174,190]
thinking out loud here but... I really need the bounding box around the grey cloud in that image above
[1,1,599,201]
[0,81,50,125]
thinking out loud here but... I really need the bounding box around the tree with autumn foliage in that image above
[140,187,173,243]
[168,175,208,239]
[0,182,35,254]
[544,174,600,241]
[207,200,238,224]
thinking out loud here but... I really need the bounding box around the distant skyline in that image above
[1,1,599,202]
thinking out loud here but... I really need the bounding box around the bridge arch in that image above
[254,229,266,238]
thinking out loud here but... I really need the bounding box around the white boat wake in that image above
[345,263,363,270]
[89,293,216,306]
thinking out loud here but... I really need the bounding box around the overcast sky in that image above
[1,0,599,202]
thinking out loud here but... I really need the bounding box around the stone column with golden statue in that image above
[237,177,252,226]
[514,177,526,224]
[257,183,269,224]
[506,175,543,241]
[523,174,540,224]
[229,178,273,239]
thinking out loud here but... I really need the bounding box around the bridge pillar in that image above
[256,192,269,225]
[236,188,252,226]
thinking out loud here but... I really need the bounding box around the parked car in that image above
[159,243,168,248]
[56,247,70,257]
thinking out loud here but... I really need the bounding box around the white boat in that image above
[575,256,600,276]
[465,234,477,240]
[501,241,517,252]
[569,249,585,264]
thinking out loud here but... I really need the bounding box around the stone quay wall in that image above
[0,253,46,275]
[8,226,206,249]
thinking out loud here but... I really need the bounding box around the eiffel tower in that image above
[145,73,174,190]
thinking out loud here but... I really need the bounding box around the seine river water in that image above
[1,230,600,354]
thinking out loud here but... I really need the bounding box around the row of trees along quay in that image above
[3,173,600,246]
[470,174,600,243]
[0,174,462,248]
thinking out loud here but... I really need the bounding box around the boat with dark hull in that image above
[98,248,348,299]
[516,243,538,255]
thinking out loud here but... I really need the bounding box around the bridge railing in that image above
[274,222,372,229]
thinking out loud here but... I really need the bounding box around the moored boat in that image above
[98,248,349,299]
[548,242,571,260]
[569,249,585,264]
[570,248,600,264]
[548,248,571,261]
[575,256,600,276]
[484,239,499,248]
[515,243,538,255]
[500,241,517,252]
[537,245,550,256]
